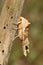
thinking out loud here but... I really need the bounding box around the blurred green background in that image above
[0,0,43,65]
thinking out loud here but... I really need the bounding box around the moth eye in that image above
[19,18,22,21]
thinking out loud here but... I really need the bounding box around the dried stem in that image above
[0,0,24,65]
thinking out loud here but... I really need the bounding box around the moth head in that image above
[18,16,30,23]
[19,17,31,27]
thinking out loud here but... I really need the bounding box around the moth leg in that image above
[14,35,19,40]
[24,49,27,56]
[12,22,21,26]
[12,28,18,30]
[12,23,18,26]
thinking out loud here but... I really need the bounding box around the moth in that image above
[13,17,31,56]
